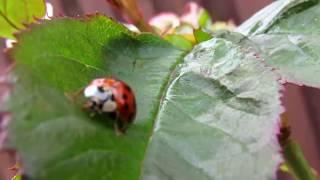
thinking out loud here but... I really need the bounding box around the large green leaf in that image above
[238,0,320,87]
[6,15,184,179]
[143,38,282,179]
[5,15,283,179]
[0,0,46,39]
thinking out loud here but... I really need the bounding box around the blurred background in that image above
[1,0,320,179]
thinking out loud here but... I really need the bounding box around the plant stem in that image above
[279,114,317,179]
[283,139,317,180]
[107,0,154,32]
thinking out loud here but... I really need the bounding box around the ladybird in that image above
[83,78,136,134]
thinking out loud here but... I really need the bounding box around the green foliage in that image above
[143,38,282,179]
[237,0,315,36]
[283,139,317,180]
[238,0,320,87]
[3,0,320,179]
[165,34,193,50]
[12,175,22,180]
[6,15,283,180]
[0,0,46,39]
[193,29,212,43]
[198,9,212,29]
[7,16,184,179]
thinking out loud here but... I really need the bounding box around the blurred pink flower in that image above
[148,1,235,36]
[180,2,202,28]
[148,2,202,32]
[149,12,180,34]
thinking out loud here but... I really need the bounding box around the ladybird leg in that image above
[109,112,122,135]
[114,121,124,136]
[65,88,84,103]
[115,119,128,136]
[83,100,93,109]
[121,121,130,132]
[82,101,97,117]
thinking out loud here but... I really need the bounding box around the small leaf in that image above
[193,28,212,43]
[280,163,290,172]
[165,34,194,50]
[0,0,46,39]
[12,175,22,180]
[0,16,17,39]
[198,9,212,29]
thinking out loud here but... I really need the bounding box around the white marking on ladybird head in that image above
[92,78,106,86]
[84,85,112,101]
[103,100,117,112]
[84,85,98,98]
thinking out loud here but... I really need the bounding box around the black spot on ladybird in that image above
[123,94,128,100]
[98,86,104,92]
[124,103,129,111]
[111,94,115,101]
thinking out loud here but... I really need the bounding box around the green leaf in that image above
[12,175,22,180]
[198,9,212,29]
[238,0,320,87]
[0,0,46,39]
[7,15,184,179]
[6,15,283,179]
[193,28,212,43]
[142,38,282,179]
[165,34,194,51]
[237,0,316,36]
[251,33,320,87]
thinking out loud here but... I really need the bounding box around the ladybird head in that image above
[83,80,117,113]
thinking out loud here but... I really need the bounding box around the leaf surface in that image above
[142,38,282,180]
[238,0,320,87]
[7,15,184,179]
[7,15,283,180]
[0,0,46,39]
